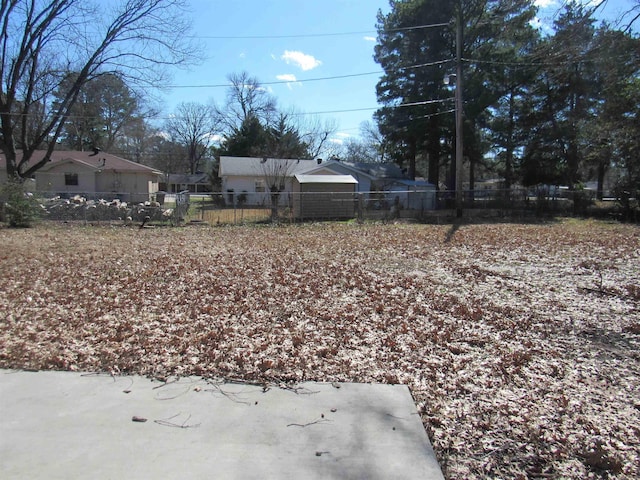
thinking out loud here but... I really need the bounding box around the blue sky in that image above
[156,0,636,147]
[159,0,390,145]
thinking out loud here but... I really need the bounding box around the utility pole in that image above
[455,0,464,218]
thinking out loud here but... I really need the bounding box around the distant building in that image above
[160,172,212,194]
[219,156,319,206]
[0,150,162,203]
[217,155,436,211]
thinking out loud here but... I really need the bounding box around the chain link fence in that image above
[4,186,628,226]
[192,187,614,224]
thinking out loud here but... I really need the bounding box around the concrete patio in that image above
[0,370,444,479]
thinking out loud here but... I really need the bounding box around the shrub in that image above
[572,184,594,216]
[613,179,639,222]
[0,182,42,228]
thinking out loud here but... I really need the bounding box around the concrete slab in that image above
[0,370,444,479]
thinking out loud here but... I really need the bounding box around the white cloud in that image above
[335,132,351,139]
[363,36,376,42]
[530,17,543,29]
[533,0,557,7]
[276,74,301,90]
[239,52,246,59]
[276,74,297,82]
[281,50,322,71]
[205,133,222,144]
[329,138,344,145]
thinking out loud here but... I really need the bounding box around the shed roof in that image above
[295,174,358,184]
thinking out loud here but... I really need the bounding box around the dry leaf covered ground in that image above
[1,220,639,478]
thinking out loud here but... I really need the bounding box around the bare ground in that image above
[1,219,639,478]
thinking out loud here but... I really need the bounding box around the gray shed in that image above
[293,174,358,219]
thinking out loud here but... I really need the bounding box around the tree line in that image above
[2,0,638,203]
[7,68,341,179]
[0,1,338,184]
[374,0,640,199]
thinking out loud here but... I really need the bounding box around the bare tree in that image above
[0,0,198,181]
[360,121,388,162]
[256,157,301,221]
[622,0,640,31]
[216,71,277,136]
[286,109,338,159]
[341,137,378,163]
[165,102,219,174]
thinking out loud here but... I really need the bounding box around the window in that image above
[255,180,265,192]
[64,173,78,186]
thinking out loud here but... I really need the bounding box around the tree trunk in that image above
[427,119,440,187]
[408,138,417,180]
[270,188,280,221]
[504,89,516,191]
[596,160,607,201]
[1,110,19,180]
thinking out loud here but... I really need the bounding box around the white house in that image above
[218,156,319,206]
[217,156,436,210]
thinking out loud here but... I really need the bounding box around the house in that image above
[160,172,212,194]
[0,150,162,203]
[305,160,412,191]
[217,156,436,211]
[293,174,358,219]
[306,160,436,210]
[218,156,319,206]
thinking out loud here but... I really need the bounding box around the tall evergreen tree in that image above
[374,0,540,190]
[521,2,598,187]
[581,26,640,199]
[266,114,310,159]
[221,115,270,157]
[374,1,454,183]
[56,73,143,152]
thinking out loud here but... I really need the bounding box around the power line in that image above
[404,59,454,70]
[463,47,638,68]
[191,22,450,40]
[387,109,456,128]
[167,59,454,89]
[167,71,382,89]
[398,98,454,108]
[287,98,453,116]
[288,106,379,116]
[2,96,454,123]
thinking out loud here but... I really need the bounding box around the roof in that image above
[0,150,161,175]
[392,179,436,188]
[165,172,210,184]
[342,161,407,179]
[219,156,318,177]
[295,174,358,184]
[308,160,407,180]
